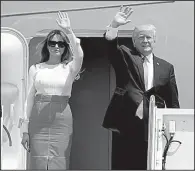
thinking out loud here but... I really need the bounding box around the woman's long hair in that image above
[37,29,73,64]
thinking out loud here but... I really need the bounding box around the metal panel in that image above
[147,95,194,170]
[1,27,29,169]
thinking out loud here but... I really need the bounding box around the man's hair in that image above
[132,24,156,44]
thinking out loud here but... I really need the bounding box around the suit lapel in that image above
[120,46,145,90]
[125,51,162,90]
[133,55,145,90]
[153,55,161,87]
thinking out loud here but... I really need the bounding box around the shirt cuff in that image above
[135,100,144,119]
[105,24,118,40]
[21,121,29,133]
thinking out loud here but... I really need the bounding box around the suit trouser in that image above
[112,116,148,170]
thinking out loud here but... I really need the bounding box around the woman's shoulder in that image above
[28,64,37,77]
[33,62,45,69]
[29,64,36,71]
[29,62,44,73]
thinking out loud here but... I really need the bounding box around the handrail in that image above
[147,95,156,170]
[1,1,175,18]
[3,125,12,146]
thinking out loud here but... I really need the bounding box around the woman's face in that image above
[47,34,66,57]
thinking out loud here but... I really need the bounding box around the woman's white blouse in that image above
[28,61,82,97]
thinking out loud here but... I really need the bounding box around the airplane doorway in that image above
[28,35,133,169]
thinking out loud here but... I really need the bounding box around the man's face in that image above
[133,30,156,56]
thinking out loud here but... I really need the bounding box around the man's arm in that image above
[105,25,119,41]
[104,6,134,75]
[105,5,133,41]
[164,65,180,108]
[105,6,145,120]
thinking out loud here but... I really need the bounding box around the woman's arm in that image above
[22,65,37,133]
[66,30,84,77]
[56,11,84,78]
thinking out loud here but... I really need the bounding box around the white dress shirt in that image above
[105,25,154,119]
[136,54,154,119]
[142,53,154,91]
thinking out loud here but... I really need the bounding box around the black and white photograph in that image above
[1,1,194,170]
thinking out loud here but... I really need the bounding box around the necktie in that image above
[142,57,148,91]
[136,57,149,120]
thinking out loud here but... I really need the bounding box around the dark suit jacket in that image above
[102,35,180,138]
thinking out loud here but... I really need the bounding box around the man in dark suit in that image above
[102,6,180,170]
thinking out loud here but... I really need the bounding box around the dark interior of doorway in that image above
[69,37,111,169]
[69,37,135,170]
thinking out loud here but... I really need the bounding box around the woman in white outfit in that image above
[21,11,84,170]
